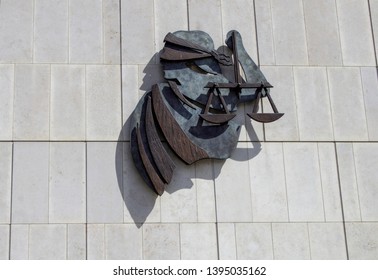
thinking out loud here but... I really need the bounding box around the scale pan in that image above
[200,113,236,124]
[247,113,284,123]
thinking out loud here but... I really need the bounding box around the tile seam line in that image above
[367,0,378,67]
[333,142,350,260]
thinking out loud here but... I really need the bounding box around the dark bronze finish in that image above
[168,80,196,109]
[151,84,209,165]
[136,125,166,195]
[145,97,175,183]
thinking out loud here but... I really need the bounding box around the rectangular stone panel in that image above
[67,224,86,260]
[103,0,121,64]
[121,0,155,64]
[0,65,14,140]
[10,225,29,260]
[270,0,308,65]
[29,224,66,260]
[308,223,347,259]
[327,67,368,141]
[361,67,378,141]
[353,143,378,221]
[87,142,124,223]
[86,65,122,140]
[336,0,375,66]
[105,224,142,260]
[303,0,342,66]
[13,64,50,140]
[143,224,180,259]
[255,0,275,65]
[34,0,68,62]
[249,142,288,222]
[336,143,361,221]
[87,224,105,260]
[180,223,217,259]
[12,142,49,223]
[294,67,334,141]
[283,143,324,222]
[272,223,310,260]
[346,223,378,259]
[51,65,85,140]
[69,0,102,63]
[235,223,274,259]
[0,143,12,224]
[217,223,237,260]
[0,0,33,62]
[195,160,216,222]
[0,225,9,260]
[214,143,253,222]
[49,142,86,223]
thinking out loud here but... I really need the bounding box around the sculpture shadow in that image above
[115,55,264,227]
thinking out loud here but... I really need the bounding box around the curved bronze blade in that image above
[136,125,166,195]
[151,84,209,164]
[145,96,175,184]
[168,80,196,109]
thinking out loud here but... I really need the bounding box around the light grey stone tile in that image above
[284,143,325,222]
[221,0,258,61]
[161,156,197,223]
[371,0,378,57]
[262,66,299,141]
[0,0,33,62]
[270,0,308,65]
[121,65,139,141]
[235,223,274,259]
[154,0,188,53]
[353,143,378,221]
[86,65,122,140]
[50,65,85,140]
[103,0,120,64]
[218,223,236,260]
[87,142,124,223]
[195,160,216,222]
[327,67,368,141]
[0,225,9,260]
[272,223,310,260]
[336,143,361,221]
[308,223,347,260]
[34,0,68,63]
[67,224,86,260]
[29,224,66,260]
[49,142,86,223]
[255,0,275,65]
[188,0,223,47]
[121,0,155,64]
[303,0,342,66]
[180,223,217,260]
[0,65,14,140]
[361,67,378,141]
[214,143,253,222]
[123,143,161,224]
[13,64,50,140]
[105,224,142,260]
[336,0,375,66]
[69,0,102,63]
[318,143,343,222]
[12,142,49,223]
[0,143,12,224]
[87,224,105,260]
[10,225,29,260]
[294,67,334,141]
[249,142,288,222]
[346,222,378,259]
[143,224,180,260]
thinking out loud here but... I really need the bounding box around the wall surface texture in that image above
[0,0,378,260]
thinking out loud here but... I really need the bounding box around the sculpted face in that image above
[130,30,283,195]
